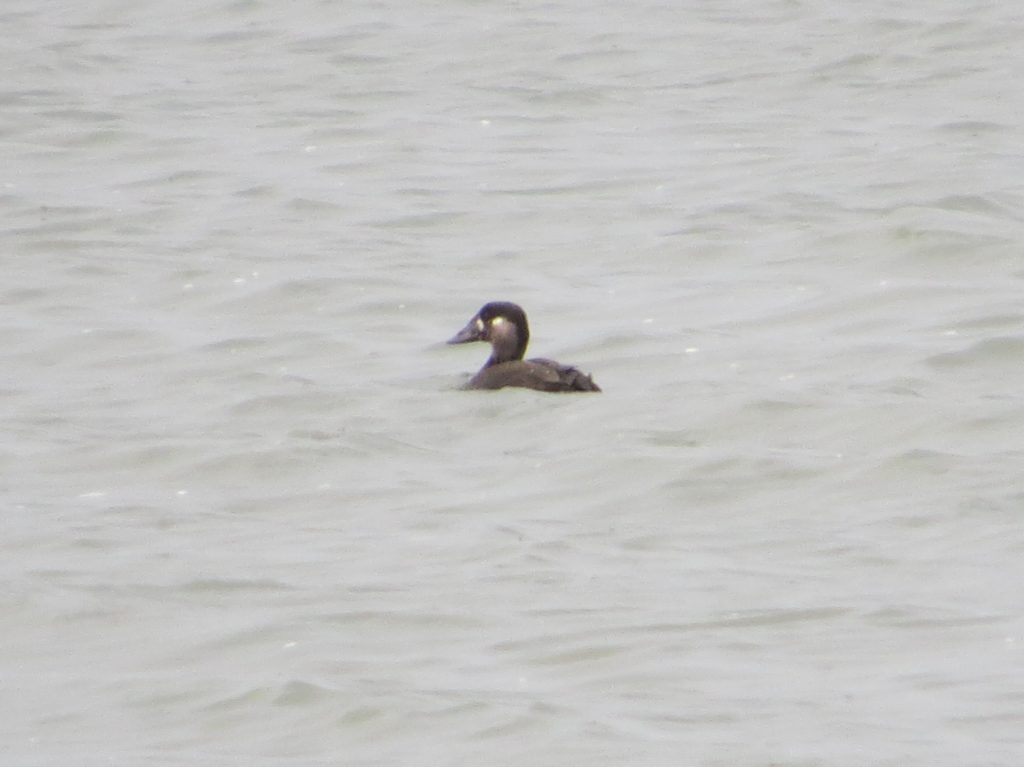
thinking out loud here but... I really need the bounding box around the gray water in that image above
[3,1,1023,765]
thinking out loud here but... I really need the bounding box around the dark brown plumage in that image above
[447,302,601,393]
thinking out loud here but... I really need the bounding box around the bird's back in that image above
[467,359,601,392]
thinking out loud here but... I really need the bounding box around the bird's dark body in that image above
[466,358,600,392]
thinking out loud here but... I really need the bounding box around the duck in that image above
[447,302,601,392]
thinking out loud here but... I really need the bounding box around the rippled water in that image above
[4,1,1024,765]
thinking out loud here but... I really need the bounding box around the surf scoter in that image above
[447,302,601,392]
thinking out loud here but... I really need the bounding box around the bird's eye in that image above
[490,316,505,327]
